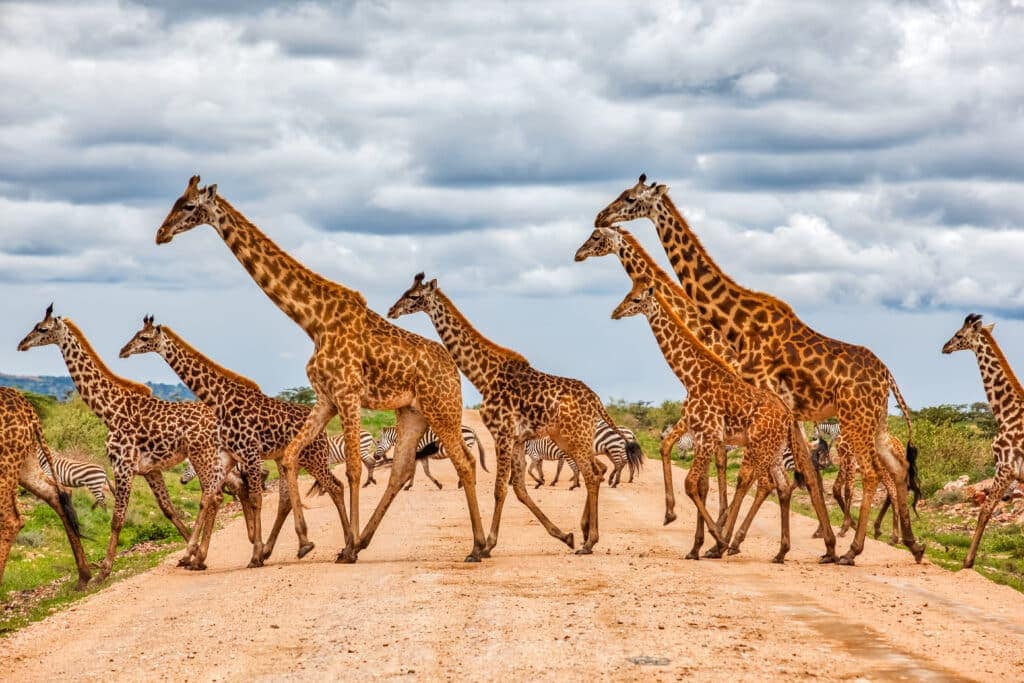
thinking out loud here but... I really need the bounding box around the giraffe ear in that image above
[653,183,669,196]
[428,278,438,290]
[44,302,53,319]
[984,322,996,333]
[204,184,218,201]
[187,175,200,193]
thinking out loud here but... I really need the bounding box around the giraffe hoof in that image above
[812,529,824,539]
[335,550,357,564]
[771,554,786,564]
[246,558,264,569]
[574,547,593,555]
[177,556,191,567]
[74,579,90,592]
[297,542,315,559]
[726,546,741,556]
[464,554,481,563]
[684,551,700,561]
[818,553,838,564]
[261,549,273,561]
[837,555,856,566]
[663,512,677,526]
[191,562,207,571]
[562,533,575,549]
[911,543,925,563]
[703,548,722,559]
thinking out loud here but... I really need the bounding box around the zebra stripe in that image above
[525,421,643,488]
[814,422,840,439]
[38,450,111,509]
[326,430,377,468]
[661,428,738,456]
[374,425,482,463]
[526,438,581,489]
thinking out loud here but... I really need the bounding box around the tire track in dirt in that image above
[0,410,1021,680]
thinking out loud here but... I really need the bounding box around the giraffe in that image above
[942,313,1024,568]
[0,388,92,590]
[388,273,641,555]
[611,281,795,561]
[832,432,905,544]
[119,315,353,566]
[575,224,836,550]
[595,175,924,565]
[17,306,242,580]
[155,176,487,563]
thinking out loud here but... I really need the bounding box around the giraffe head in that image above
[17,304,67,351]
[155,175,220,245]
[942,313,994,354]
[574,225,626,262]
[594,174,669,227]
[610,279,656,320]
[388,273,438,319]
[119,316,167,358]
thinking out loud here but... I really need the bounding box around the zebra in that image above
[38,449,112,509]
[813,421,841,440]
[661,428,738,457]
[374,425,488,490]
[326,430,379,487]
[527,422,643,489]
[179,459,271,494]
[782,436,832,478]
[526,438,580,489]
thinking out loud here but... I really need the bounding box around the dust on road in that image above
[2,411,1021,681]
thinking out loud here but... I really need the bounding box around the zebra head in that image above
[388,272,438,319]
[574,225,626,262]
[17,303,67,352]
[942,313,991,354]
[594,173,669,227]
[119,315,167,358]
[611,279,656,320]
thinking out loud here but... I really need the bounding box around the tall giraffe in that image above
[119,316,353,566]
[610,281,795,562]
[155,176,487,563]
[388,273,641,555]
[942,313,1024,568]
[575,225,838,554]
[0,388,92,590]
[595,175,923,565]
[17,306,240,579]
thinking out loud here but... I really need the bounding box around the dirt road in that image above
[2,411,1022,681]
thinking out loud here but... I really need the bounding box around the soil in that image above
[1,411,1022,681]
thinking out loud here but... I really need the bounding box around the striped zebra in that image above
[661,428,739,457]
[179,459,270,493]
[813,422,841,440]
[38,449,112,509]
[527,422,643,489]
[374,425,487,490]
[526,438,580,489]
[327,430,379,487]
[781,436,832,479]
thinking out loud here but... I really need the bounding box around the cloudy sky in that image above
[2,0,1023,409]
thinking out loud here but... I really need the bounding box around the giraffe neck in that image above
[615,233,742,369]
[644,295,739,393]
[211,197,364,339]
[973,330,1024,429]
[58,320,150,424]
[649,195,759,340]
[424,291,528,393]
[158,327,261,408]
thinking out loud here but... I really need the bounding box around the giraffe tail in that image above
[33,426,84,540]
[788,423,809,490]
[473,435,488,473]
[889,373,922,511]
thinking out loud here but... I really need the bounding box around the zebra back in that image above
[814,422,840,440]
[327,431,377,466]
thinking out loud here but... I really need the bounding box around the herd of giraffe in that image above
[2,173,1020,589]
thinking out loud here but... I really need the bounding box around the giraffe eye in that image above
[625,197,636,204]
[183,203,196,211]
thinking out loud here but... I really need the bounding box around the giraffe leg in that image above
[837,427,879,565]
[684,444,728,558]
[96,460,134,583]
[0,490,22,585]
[280,399,336,560]
[771,465,793,563]
[422,458,443,490]
[298,456,353,565]
[964,466,1015,568]
[727,479,772,556]
[810,466,828,538]
[574,453,602,554]
[833,455,854,537]
[262,463,293,561]
[484,437,514,556]
[710,461,756,559]
[347,408,425,561]
[433,426,487,562]
[714,444,729,529]
[234,457,268,569]
[403,459,419,490]
[508,440,574,549]
[19,464,92,589]
[788,421,838,563]
[334,394,366,549]
[877,434,925,562]
[143,471,191,540]
[686,469,709,559]
[660,419,687,525]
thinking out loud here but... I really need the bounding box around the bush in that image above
[41,394,108,459]
[15,530,45,548]
[889,416,993,497]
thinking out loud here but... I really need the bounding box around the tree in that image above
[276,386,317,406]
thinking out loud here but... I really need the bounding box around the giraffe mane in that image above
[435,289,529,365]
[980,327,1024,401]
[63,320,153,397]
[651,290,740,378]
[161,326,262,393]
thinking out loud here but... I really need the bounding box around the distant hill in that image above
[0,373,194,402]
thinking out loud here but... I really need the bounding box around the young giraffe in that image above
[942,313,1024,568]
[119,316,354,566]
[611,281,796,561]
[155,176,487,563]
[17,306,242,579]
[389,273,641,555]
[0,388,92,590]
[575,224,836,552]
[595,175,923,565]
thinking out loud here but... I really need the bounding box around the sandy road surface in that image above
[2,411,1022,681]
